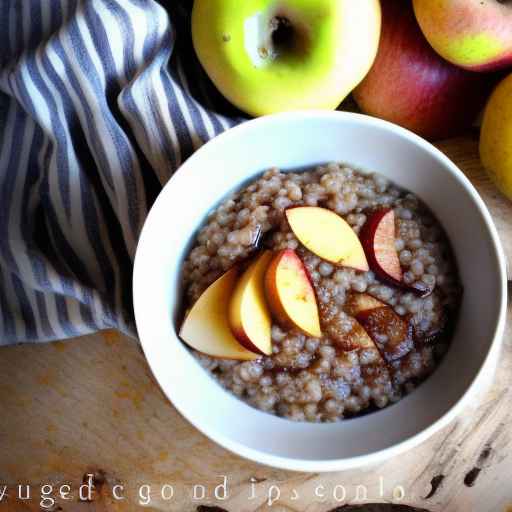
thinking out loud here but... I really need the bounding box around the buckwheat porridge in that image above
[180,163,462,422]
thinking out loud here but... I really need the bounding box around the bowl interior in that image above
[133,112,505,470]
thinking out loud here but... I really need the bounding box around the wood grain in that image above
[0,136,511,512]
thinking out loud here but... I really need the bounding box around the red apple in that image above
[413,0,512,72]
[353,0,495,141]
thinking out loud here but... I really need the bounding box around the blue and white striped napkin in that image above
[0,0,243,344]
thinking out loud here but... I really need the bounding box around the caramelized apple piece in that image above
[319,298,377,352]
[343,292,414,361]
[356,307,414,362]
[344,292,386,317]
[337,321,377,352]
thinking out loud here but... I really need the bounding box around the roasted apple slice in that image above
[344,293,414,361]
[360,208,402,285]
[265,249,321,337]
[337,320,378,352]
[229,251,273,356]
[179,267,260,360]
[339,293,386,351]
[344,292,386,317]
[357,307,414,362]
[317,298,377,352]
[286,206,369,271]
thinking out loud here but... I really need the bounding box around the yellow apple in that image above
[191,0,381,117]
[285,206,369,271]
[179,267,260,360]
[265,249,322,337]
[480,73,512,201]
[413,0,512,72]
[229,251,274,356]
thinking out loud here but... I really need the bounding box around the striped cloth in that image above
[0,0,243,344]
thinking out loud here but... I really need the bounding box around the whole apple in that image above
[353,0,494,141]
[191,0,381,117]
[480,73,512,200]
[413,0,512,72]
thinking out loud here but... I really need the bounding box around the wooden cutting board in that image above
[0,135,511,512]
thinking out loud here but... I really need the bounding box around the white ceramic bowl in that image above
[133,111,507,472]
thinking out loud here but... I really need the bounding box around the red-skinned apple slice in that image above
[360,209,432,297]
[286,206,369,271]
[265,249,322,338]
[179,267,260,360]
[360,208,402,284]
[229,251,273,356]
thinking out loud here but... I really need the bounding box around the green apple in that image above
[192,0,381,117]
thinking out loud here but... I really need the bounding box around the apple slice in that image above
[179,267,260,360]
[345,293,414,361]
[317,294,379,351]
[341,293,386,351]
[336,320,378,352]
[356,308,414,362]
[229,251,274,356]
[265,249,321,338]
[360,208,402,285]
[344,292,386,317]
[360,209,433,297]
[286,206,369,271]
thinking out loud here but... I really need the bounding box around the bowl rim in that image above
[133,110,508,472]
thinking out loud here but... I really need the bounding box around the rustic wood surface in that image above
[0,135,511,512]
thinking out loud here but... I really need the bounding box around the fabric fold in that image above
[0,0,243,344]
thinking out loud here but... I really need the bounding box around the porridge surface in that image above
[182,163,461,422]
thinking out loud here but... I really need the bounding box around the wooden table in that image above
[1,135,511,512]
